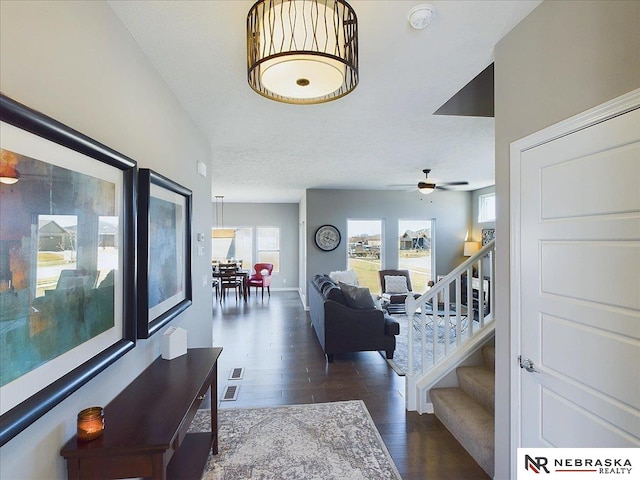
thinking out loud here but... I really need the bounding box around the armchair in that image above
[378,269,422,314]
[248,263,273,299]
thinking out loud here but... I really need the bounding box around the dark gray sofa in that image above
[308,274,400,362]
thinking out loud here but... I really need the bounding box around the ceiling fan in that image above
[389,169,469,194]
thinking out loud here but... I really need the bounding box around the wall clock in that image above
[314,224,341,251]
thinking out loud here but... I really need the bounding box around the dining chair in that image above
[378,269,422,314]
[218,264,242,302]
[211,266,220,300]
[247,263,273,299]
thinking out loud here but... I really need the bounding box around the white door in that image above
[511,91,640,454]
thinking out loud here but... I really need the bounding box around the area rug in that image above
[381,313,459,376]
[189,400,402,480]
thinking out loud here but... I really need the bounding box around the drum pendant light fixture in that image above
[247,0,358,104]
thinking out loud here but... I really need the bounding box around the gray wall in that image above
[217,203,300,290]
[305,188,472,299]
[494,1,640,477]
[0,2,213,478]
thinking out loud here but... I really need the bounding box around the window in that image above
[478,193,496,223]
[347,219,382,293]
[257,227,280,272]
[211,227,253,269]
[398,219,434,293]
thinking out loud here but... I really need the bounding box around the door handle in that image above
[519,355,539,373]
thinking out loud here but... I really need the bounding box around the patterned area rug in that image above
[381,313,459,376]
[190,400,402,480]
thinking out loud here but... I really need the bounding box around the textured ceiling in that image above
[108,0,541,203]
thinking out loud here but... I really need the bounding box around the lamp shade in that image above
[247,0,358,104]
[463,241,481,256]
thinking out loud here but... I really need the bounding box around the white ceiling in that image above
[108,0,541,203]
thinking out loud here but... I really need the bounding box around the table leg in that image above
[243,276,248,302]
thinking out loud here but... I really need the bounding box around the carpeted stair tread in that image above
[457,365,495,414]
[482,344,495,370]
[431,387,494,477]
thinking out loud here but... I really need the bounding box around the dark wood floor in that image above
[212,291,489,479]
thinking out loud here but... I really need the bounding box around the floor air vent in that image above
[221,385,239,401]
[229,367,244,380]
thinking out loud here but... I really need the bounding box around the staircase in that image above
[403,239,496,477]
[430,344,495,477]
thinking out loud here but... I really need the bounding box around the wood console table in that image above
[61,347,222,480]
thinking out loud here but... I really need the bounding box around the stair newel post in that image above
[404,295,418,411]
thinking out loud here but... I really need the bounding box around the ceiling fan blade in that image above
[439,181,469,186]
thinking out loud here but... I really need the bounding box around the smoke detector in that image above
[408,4,436,30]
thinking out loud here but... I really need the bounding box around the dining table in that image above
[212,264,249,301]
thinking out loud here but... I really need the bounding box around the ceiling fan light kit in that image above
[418,168,435,194]
[418,181,435,195]
[415,168,469,194]
[247,0,358,105]
[408,4,436,30]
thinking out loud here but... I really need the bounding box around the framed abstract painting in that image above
[137,169,192,339]
[0,95,136,446]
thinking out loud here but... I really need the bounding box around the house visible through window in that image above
[478,193,496,223]
[257,227,280,272]
[347,219,382,293]
[398,219,434,293]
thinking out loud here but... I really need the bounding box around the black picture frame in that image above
[482,228,495,246]
[0,95,136,446]
[137,169,192,339]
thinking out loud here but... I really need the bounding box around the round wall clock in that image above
[314,224,341,251]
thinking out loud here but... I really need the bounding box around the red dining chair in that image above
[248,263,273,299]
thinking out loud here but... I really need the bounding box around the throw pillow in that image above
[339,282,376,309]
[384,275,409,294]
[325,286,346,305]
[329,269,359,286]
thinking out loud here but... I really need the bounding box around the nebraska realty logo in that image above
[517,449,639,478]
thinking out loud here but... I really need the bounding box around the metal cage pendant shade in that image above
[247,0,358,104]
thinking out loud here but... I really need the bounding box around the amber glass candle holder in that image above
[77,407,104,442]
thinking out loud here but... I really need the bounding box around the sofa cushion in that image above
[329,269,359,286]
[384,275,409,294]
[339,282,376,309]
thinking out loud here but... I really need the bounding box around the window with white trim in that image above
[478,193,496,223]
[257,227,280,272]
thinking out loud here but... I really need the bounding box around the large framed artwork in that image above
[137,169,192,339]
[0,95,136,446]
